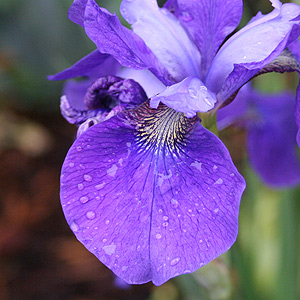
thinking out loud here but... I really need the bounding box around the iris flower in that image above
[218,84,300,188]
[50,0,300,285]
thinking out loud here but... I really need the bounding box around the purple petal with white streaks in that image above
[166,0,243,77]
[82,0,171,85]
[60,102,245,285]
[206,2,300,101]
[120,0,201,81]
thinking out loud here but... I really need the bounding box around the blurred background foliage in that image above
[0,0,299,299]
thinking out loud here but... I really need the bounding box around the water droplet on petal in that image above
[163,216,169,221]
[70,221,79,232]
[86,211,96,219]
[215,178,223,184]
[79,196,89,203]
[69,162,75,167]
[188,87,197,98]
[77,183,84,191]
[162,222,169,227]
[204,97,212,105]
[156,233,162,239]
[84,174,93,181]
[181,11,193,22]
[170,257,180,266]
[171,198,179,208]
[76,146,82,152]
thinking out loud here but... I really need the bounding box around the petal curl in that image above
[120,0,201,81]
[60,102,245,285]
[206,3,300,101]
[168,0,243,77]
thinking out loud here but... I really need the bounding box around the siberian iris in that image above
[218,84,300,188]
[50,0,300,285]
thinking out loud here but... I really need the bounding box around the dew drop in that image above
[204,97,211,105]
[86,211,95,219]
[163,216,169,221]
[162,222,169,227]
[200,86,207,92]
[79,196,89,203]
[77,183,84,191]
[188,87,197,98]
[156,233,162,239]
[84,174,93,181]
[70,221,79,232]
[95,182,105,190]
[171,198,179,208]
[213,165,218,171]
[180,11,193,22]
[214,208,219,213]
[158,209,163,214]
[215,178,223,184]
[76,146,82,152]
[105,220,110,225]
[170,257,180,266]
[69,162,75,167]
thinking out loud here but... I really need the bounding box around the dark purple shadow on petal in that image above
[60,102,245,285]
[61,76,148,127]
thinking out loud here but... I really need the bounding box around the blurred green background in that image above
[0,0,299,299]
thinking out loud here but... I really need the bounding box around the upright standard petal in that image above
[206,2,300,101]
[120,0,201,81]
[82,0,171,85]
[60,102,245,285]
[168,0,243,77]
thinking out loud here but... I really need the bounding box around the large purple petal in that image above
[206,3,300,101]
[49,50,119,81]
[168,0,243,78]
[120,0,201,81]
[60,102,245,285]
[82,0,171,85]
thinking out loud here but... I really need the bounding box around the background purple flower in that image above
[218,85,300,188]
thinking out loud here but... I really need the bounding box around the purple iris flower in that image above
[218,85,300,188]
[50,0,300,285]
